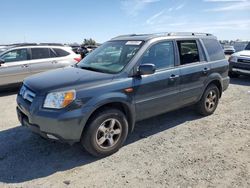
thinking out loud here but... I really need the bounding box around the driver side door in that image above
[0,48,31,86]
[133,40,181,121]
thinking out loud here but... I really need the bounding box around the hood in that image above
[233,50,250,57]
[24,66,114,94]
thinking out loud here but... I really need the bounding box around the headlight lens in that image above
[229,56,237,63]
[43,90,76,109]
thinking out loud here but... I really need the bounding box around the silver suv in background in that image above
[0,45,81,87]
[229,42,250,77]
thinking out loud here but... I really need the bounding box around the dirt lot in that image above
[0,77,250,188]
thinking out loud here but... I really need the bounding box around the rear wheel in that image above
[196,84,220,116]
[81,109,128,157]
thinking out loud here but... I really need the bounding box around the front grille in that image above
[238,59,250,64]
[19,85,36,103]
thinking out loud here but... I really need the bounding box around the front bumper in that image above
[16,94,92,144]
[229,62,250,75]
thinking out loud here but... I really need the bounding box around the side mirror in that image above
[0,59,5,66]
[137,64,156,76]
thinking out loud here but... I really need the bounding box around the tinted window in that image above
[53,48,70,57]
[177,40,200,65]
[49,49,57,57]
[1,49,28,63]
[245,42,250,50]
[31,48,50,59]
[202,39,225,61]
[141,41,174,69]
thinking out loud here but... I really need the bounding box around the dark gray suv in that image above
[16,32,229,157]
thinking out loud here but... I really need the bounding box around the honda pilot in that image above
[16,32,229,157]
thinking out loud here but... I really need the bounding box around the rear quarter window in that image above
[53,48,70,57]
[245,42,250,50]
[202,39,225,61]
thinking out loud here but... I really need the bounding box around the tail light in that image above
[74,57,81,63]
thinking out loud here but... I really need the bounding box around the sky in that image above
[0,0,250,44]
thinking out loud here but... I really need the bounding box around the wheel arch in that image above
[81,100,136,139]
[206,79,222,97]
[204,73,223,98]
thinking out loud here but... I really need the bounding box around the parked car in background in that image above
[223,45,235,55]
[0,45,12,54]
[16,32,229,157]
[229,42,250,77]
[0,47,8,54]
[69,45,80,54]
[0,44,81,88]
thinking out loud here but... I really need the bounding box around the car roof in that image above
[6,45,71,50]
[110,32,217,42]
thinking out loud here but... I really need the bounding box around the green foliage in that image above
[83,38,96,46]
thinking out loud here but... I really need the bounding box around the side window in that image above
[202,39,225,61]
[245,42,250,50]
[53,48,70,57]
[141,41,175,70]
[1,49,28,63]
[31,48,50,59]
[177,40,200,65]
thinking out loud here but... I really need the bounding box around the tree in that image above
[82,38,96,46]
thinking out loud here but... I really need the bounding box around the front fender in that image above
[79,92,136,134]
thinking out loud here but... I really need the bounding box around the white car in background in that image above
[229,42,250,77]
[0,45,81,88]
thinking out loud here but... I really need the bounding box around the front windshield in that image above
[245,43,250,50]
[77,40,144,74]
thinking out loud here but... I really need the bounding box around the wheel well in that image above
[84,102,134,133]
[208,80,222,97]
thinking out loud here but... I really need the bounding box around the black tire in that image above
[81,108,128,157]
[196,84,220,116]
[229,71,239,78]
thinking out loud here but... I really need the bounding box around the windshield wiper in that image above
[79,66,108,73]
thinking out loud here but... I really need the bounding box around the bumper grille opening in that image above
[238,59,250,64]
[19,85,36,103]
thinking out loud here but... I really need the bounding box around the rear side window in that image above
[202,39,225,61]
[53,48,70,57]
[177,40,200,65]
[141,41,175,70]
[31,48,50,59]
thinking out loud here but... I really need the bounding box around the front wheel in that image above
[196,84,220,116]
[81,109,128,157]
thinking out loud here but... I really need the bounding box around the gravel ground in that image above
[0,77,250,188]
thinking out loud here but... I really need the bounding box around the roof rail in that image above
[39,43,65,46]
[167,32,213,36]
[11,43,38,47]
[113,32,213,39]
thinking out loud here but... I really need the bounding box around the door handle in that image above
[203,67,210,74]
[169,74,179,81]
[21,64,29,68]
[51,61,58,64]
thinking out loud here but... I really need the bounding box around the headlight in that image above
[229,56,237,63]
[43,90,76,109]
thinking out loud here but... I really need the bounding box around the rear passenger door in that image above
[134,41,181,120]
[177,39,210,105]
[29,48,58,74]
